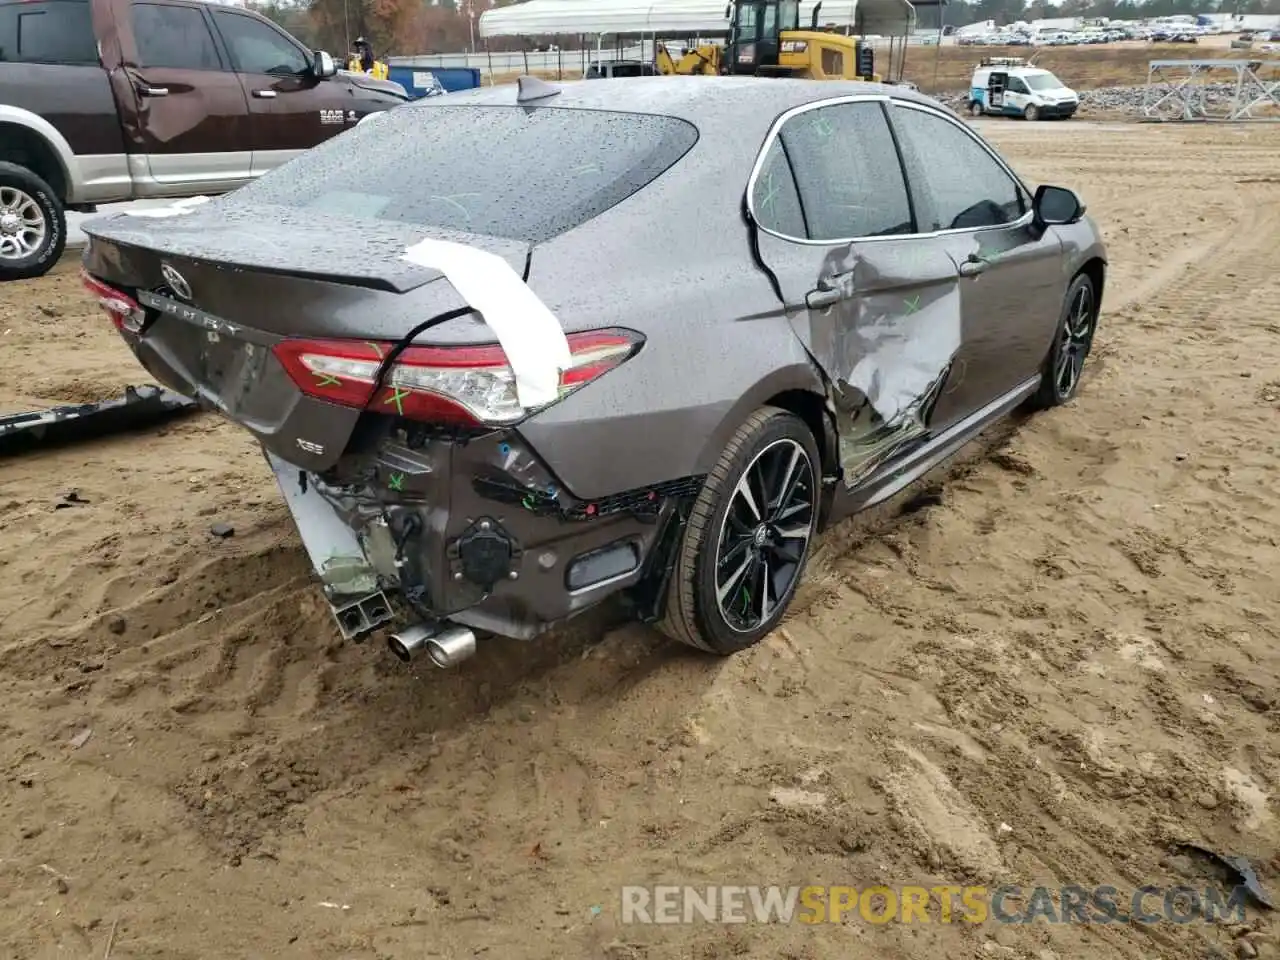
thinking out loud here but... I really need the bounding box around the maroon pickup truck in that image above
[0,0,410,280]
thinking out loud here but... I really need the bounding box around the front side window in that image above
[0,0,98,65]
[1006,77,1029,94]
[235,105,700,245]
[890,103,1027,231]
[132,3,221,71]
[776,100,913,241]
[1024,72,1062,90]
[212,10,307,75]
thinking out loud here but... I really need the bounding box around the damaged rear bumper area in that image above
[267,433,702,662]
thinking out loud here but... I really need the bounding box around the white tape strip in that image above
[401,238,572,409]
[123,196,212,219]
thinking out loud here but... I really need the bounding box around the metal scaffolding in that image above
[1142,58,1280,121]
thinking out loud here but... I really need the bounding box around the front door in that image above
[886,100,1066,427]
[1002,76,1030,114]
[728,0,781,74]
[122,0,253,194]
[206,7,336,174]
[747,97,971,490]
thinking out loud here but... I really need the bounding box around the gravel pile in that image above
[935,82,1246,117]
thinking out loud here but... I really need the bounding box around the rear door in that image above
[747,95,969,490]
[122,0,252,193]
[205,7,336,174]
[886,99,1065,427]
[0,0,129,200]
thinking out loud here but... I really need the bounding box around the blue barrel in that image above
[388,65,482,98]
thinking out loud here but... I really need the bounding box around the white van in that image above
[968,58,1079,120]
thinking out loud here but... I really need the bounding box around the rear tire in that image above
[968,100,984,117]
[0,162,66,282]
[658,407,821,656]
[1026,272,1098,410]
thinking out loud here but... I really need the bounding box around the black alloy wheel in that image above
[658,407,821,655]
[714,436,815,634]
[1027,272,1098,410]
[1054,279,1095,399]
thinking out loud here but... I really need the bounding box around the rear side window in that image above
[750,138,805,239]
[776,101,913,240]
[236,105,700,244]
[132,2,221,71]
[0,0,98,65]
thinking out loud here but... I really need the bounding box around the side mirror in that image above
[1033,184,1085,226]
[313,50,337,78]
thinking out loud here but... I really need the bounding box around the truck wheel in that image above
[658,407,821,656]
[1023,104,1040,121]
[0,162,66,282]
[968,100,983,117]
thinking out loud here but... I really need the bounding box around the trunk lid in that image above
[81,199,531,300]
[81,202,533,471]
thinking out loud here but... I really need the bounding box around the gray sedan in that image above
[80,75,1106,667]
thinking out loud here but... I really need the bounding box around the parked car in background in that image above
[970,58,1079,120]
[80,76,1106,666]
[0,0,409,281]
[584,60,660,78]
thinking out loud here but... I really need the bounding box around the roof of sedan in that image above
[409,75,943,125]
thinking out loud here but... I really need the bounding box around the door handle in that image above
[137,84,169,97]
[806,287,843,309]
[805,271,855,309]
[252,89,278,99]
[959,254,989,277]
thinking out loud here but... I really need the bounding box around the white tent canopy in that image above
[478,0,915,41]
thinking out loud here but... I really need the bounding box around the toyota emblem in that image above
[161,263,192,301]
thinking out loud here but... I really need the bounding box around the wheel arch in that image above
[692,362,833,482]
[760,387,837,480]
[0,110,75,202]
[1076,255,1106,314]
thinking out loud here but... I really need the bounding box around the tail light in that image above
[81,269,144,333]
[272,329,642,427]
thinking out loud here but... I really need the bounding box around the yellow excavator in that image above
[656,43,722,76]
[655,0,882,81]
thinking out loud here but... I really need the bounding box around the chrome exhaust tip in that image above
[387,623,476,668]
[424,626,477,669]
[388,623,432,663]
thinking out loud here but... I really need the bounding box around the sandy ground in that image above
[2,121,1279,960]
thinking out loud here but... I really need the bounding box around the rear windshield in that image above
[236,105,699,244]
